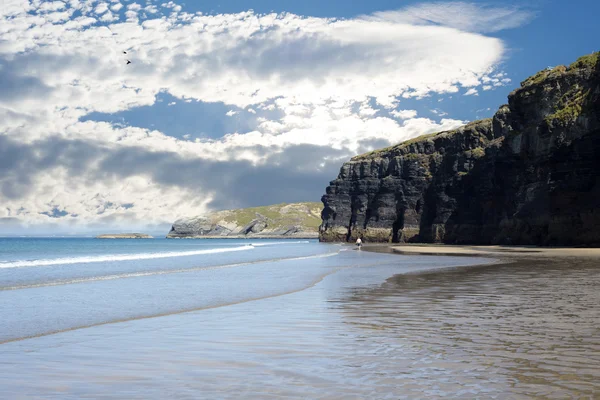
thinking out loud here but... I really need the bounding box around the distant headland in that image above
[96,233,154,239]
[167,202,321,239]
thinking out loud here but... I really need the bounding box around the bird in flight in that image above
[126,60,131,65]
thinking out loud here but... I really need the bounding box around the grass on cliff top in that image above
[521,52,599,88]
[352,132,438,161]
[352,51,599,163]
[220,202,323,229]
[352,119,491,161]
[569,52,600,70]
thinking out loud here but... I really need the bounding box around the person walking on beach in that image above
[356,237,362,250]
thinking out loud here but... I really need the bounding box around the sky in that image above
[1,0,599,235]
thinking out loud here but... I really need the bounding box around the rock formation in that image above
[96,233,154,239]
[167,202,322,238]
[320,52,600,246]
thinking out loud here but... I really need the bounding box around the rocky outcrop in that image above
[167,202,322,238]
[96,233,153,239]
[320,52,600,246]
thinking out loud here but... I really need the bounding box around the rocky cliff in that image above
[167,202,322,238]
[320,52,600,245]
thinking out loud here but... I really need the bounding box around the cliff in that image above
[96,233,154,239]
[320,52,600,246]
[167,202,322,238]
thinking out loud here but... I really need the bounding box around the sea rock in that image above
[320,52,600,246]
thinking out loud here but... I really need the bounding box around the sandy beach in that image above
[363,243,600,260]
[2,239,600,398]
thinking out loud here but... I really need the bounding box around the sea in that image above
[1,238,599,399]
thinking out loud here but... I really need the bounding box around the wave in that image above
[0,246,253,269]
[0,256,350,345]
[0,251,340,291]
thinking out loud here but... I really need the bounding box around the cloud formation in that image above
[369,2,535,33]
[0,0,529,232]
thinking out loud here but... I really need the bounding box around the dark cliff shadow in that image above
[440,55,600,245]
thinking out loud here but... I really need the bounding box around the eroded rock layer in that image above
[320,53,600,245]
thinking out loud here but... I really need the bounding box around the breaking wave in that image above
[0,245,253,269]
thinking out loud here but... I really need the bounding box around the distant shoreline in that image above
[96,233,154,239]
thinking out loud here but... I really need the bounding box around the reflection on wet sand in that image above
[1,248,598,399]
[335,258,600,399]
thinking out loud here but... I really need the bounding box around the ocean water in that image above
[1,238,599,398]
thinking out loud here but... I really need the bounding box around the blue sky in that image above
[0,0,598,234]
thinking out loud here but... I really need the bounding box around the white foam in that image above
[0,246,253,269]
[1,251,341,291]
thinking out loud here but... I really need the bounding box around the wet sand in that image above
[359,243,600,398]
[364,242,600,259]
[2,243,600,398]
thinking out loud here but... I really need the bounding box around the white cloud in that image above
[368,2,535,33]
[430,108,448,117]
[37,1,66,13]
[391,109,418,119]
[125,10,138,21]
[464,88,479,96]
[95,3,109,14]
[359,101,378,117]
[0,0,525,231]
[2,2,510,111]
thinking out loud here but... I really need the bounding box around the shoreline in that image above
[362,242,600,261]
[165,235,319,239]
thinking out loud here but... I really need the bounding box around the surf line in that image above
[0,260,393,346]
[0,245,254,269]
[0,251,341,292]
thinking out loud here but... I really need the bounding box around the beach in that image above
[1,239,599,398]
[384,243,600,258]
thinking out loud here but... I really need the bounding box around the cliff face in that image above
[320,53,600,245]
[167,202,322,238]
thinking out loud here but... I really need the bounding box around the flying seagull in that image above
[126,60,131,65]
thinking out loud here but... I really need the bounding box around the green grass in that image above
[521,69,552,87]
[547,104,583,124]
[521,65,569,87]
[470,147,485,158]
[352,119,492,162]
[352,131,443,161]
[569,52,600,70]
[403,153,421,160]
[521,52,598,89]
[545,88,591,125]
[221,202,323,230]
